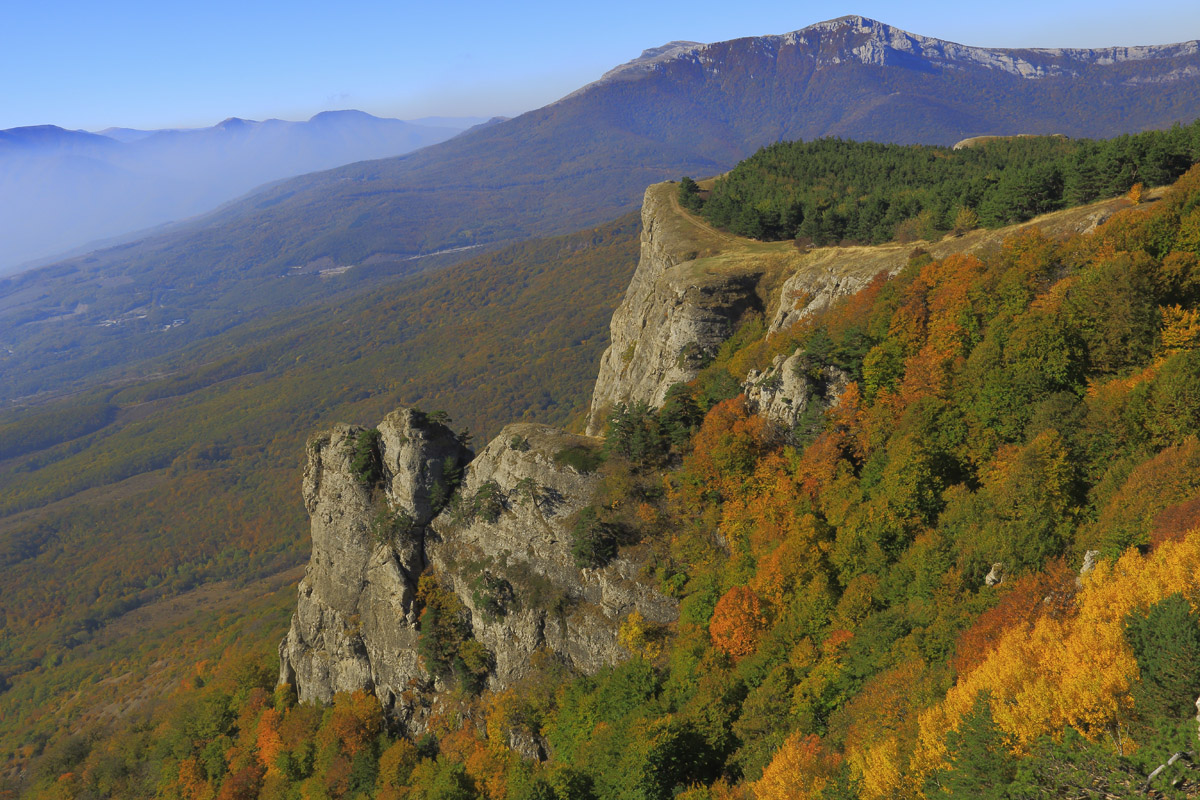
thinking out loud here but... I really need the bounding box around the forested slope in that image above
[15,161,1200,800]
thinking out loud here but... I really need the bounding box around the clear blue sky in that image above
[5,0,1199,131]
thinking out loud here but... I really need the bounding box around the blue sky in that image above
[4,0,1200,131]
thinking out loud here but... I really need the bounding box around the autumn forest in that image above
[8,118,1200,800]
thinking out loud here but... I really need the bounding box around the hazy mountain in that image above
[0,111,469,271]
[4,16,1200,401]
[407,115,492,130]
[0,125,121,154]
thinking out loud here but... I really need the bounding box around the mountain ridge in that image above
[585,15,1200,92]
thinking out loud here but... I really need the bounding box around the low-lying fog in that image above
[0,111,484,275]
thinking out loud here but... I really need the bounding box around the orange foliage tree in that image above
[709,585,769,659]
[323,690,383,758]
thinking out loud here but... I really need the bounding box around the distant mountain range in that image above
[3,15,1200,401]
[0,111,485,271]
[92,116,489,144]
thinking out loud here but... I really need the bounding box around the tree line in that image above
[682,121,1200,245]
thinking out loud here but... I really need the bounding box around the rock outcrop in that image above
[743,351,849,438]
[587,184,766,435]
[769,265,882,334]
[427,424,676,687]
[280,414,676,732]
[278,409,471,729]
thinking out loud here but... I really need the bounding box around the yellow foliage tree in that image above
[752,731,841,800]
[619,609,665,660]
[889,531,1200,799]
[1161,304,1200,352]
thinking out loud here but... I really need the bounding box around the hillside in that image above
[85,161,1200,800]
[5,16,1200,404]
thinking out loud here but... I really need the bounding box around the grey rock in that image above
[586,184,763,435]
[1075,549,1103,588]
[280,414,677,734]
[427,423,677,687]
[278,409,471,732]
[985,563,1005,587]
[769,266,881,334]
[743,349,849,437]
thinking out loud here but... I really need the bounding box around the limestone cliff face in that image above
[278,409,471,729]
[587,184,764,435]
[744,351,850,438]
[280,413,676,731]
[428,423,676,687]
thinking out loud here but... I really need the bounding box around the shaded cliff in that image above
[586,183,786,434]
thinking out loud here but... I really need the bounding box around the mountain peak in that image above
[594,40,704,84]
[0,124,117,149]
[783,15,1200,77]
[309,109,380,124]
[216,117,251,130]
[810,14,888,29]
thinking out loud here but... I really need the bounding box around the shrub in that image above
[370,507,416,547]
[429,454,464,514]
[416,576,492,694]
[471,572,516,622]
[555,444,604,474]
[570,506,618,569]
[347,428,383,487]
[471,481,505,523]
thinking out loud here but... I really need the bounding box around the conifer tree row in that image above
[688,121,1200,245]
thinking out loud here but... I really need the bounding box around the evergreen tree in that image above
[678,176,704,212]
[929,694,1016,798]
[1124,593,1200,722]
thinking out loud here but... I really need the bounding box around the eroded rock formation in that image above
[744,351,849,438]
[280,415,675,734]
[427,424,676,686]
[278,409,470,728]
